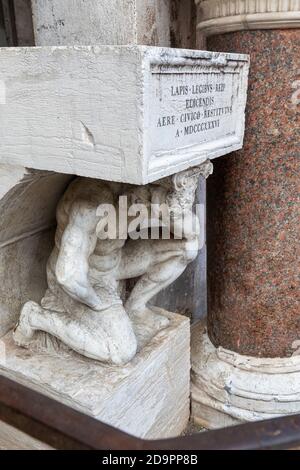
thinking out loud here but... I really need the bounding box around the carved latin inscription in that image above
[150,65,241,157]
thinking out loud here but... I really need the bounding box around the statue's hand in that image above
[82,287,107,311]
[90,298,113,312]
[171,211,200,241]
[56,269,109,311]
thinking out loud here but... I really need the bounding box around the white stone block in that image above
[0,311,190,439]
[31,0,171,48]
[0,46,249,184]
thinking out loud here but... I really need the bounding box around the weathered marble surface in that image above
[206,30,300,357]
[1,311,190,439]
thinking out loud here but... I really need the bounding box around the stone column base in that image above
[191,321,300,429]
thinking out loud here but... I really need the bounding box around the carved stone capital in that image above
[196,0,300,36]
[171,160,213,189]
[156,160,213,192]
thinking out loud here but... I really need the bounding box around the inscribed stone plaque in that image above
[147,51,249,180]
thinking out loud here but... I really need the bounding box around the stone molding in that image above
[191,321,300,429]
[196,0,300,36]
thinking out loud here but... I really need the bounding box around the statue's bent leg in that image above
[13,301,137,366]
[126,258,186,312]
[118,239,198,334]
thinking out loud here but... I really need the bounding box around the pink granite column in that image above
[207,29,299,358]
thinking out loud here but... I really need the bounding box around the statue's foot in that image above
[127,305,170,343]
[13,301,37,347]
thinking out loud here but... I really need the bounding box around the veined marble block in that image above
[0,46,249,184]
[0,310,190,439]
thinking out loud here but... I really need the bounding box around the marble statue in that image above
[13,161,213,365]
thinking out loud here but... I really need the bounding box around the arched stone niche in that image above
[0,165,72,336]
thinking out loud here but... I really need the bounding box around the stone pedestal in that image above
[0,46,248,184]
[192,0,300,427]
[0,311,190,439]
[191,322,300,428]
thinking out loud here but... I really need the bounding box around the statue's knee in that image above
[106,312,137,365]
[109,336,137,366]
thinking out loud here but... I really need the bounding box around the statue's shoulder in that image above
[64,177,113,202]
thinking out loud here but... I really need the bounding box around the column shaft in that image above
[207,29,300,358]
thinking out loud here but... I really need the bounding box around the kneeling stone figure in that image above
[14,162,212,365]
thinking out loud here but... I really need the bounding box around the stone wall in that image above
[0,2,7,46]
[0,168,72,336]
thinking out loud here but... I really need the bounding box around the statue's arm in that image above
[55,200,103,310]
[168,185,200,241]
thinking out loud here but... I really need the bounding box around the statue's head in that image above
[153,160,213,209]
